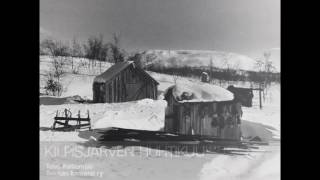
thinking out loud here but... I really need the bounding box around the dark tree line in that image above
[40,33,126,63]
[40,35,280,86]
[148,65,280,84]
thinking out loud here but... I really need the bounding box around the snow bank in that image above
[40,99,167,141]
[242,84,280,139]
[39,131,87,142]
[93,99,167,130]
[200,147,280,180]
[171,81,234,102]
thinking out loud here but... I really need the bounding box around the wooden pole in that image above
[259,89,262,109]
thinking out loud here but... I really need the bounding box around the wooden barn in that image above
[164,82,242,140]
[93,61,159,103]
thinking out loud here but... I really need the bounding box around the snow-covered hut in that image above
[93,61,159,103]
[164,82,242,140]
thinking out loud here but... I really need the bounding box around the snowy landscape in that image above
[40,0,280,179]
[39,54,280,180]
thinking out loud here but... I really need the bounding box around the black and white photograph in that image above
[39,0,280,179]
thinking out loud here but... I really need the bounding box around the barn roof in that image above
[94,61,158,84]
[166,82,234,103]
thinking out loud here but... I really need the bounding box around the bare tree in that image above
[263,51,276,96]
[254,59,265,72]
[52,57,65,83]
[40,39,56,57]
[83,34,105,69]
[43,57,65,96]
[173,74,179,85]
[253,51,276,97]
[109,33,125,63]
[222,54,232,84]
[71,37,83,70]
[144,52,157,70]
[128,52,143,68]
[41,39,70,57]
[82,33,127,64]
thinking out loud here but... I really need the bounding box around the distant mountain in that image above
[142,50,280,72]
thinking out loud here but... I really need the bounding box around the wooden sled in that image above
[53,109,91,131]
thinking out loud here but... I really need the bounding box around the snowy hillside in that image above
[143,49,280,72]
[40,56,113,98]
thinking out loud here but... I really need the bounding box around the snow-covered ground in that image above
[40,99,167,141]
[40,56,280,180]
[200,142,280,180]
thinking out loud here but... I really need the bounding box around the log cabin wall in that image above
[93,64,158,103]
[93,82,106,103]
[164,93,242,140]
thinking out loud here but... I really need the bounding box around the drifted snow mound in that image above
[93,99,167,130]
[170,81,234,102]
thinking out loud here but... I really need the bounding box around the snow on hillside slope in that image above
[40,56,112,98]
[144,49,278,72]
[40,56,113,75]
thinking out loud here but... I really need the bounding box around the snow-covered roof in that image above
[166,82,234,103]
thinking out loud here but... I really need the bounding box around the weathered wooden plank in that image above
[119,76,121,102]
[118,76,122,102]
[179,106,183,134]
[54,117,90,121]
[116,78,118,102]
[105,83,109,102]
[113,80,116,102]
[195,104,200,135]
[115,77,118,102]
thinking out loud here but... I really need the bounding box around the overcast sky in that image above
[40,0,280,60]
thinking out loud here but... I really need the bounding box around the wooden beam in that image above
[259,89,262,109]
[54,117,90,121]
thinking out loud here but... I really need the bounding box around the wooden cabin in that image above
[93,61,159,103]
[227,85,254,107]
[164,82,242,140]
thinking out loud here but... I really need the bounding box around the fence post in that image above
[259,89,262,109]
